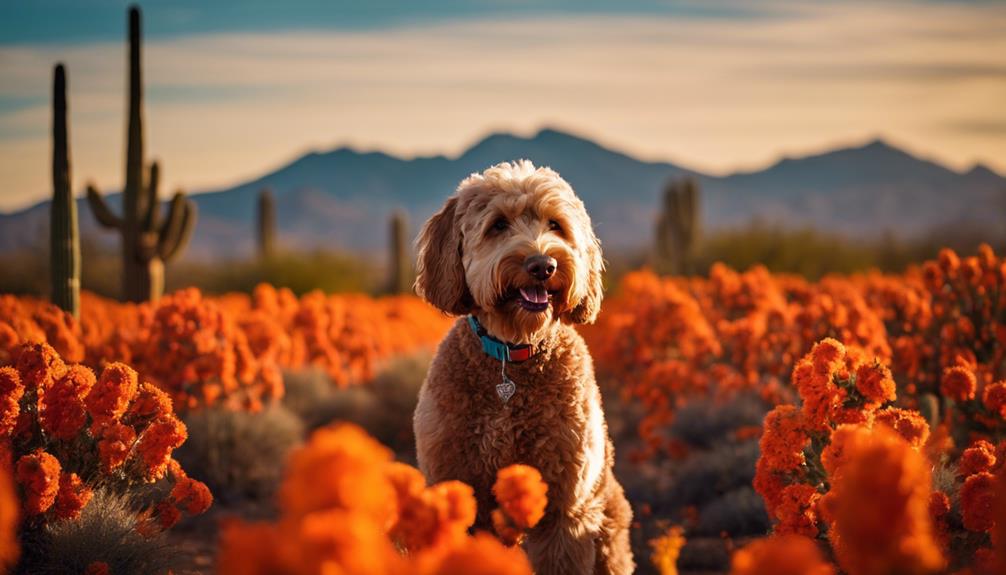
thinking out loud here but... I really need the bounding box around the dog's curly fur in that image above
[413,160,634,574]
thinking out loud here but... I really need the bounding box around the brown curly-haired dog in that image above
[413,160,634,574]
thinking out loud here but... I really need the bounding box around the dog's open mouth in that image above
[514,285,552,313]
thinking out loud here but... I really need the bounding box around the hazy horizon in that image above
[2,0,1004,211]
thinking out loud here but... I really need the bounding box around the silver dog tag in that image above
[496,375,516,404]
[497,358,516,403]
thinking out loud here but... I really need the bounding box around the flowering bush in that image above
[0,451,18,570]
[0,342,210,532]
[1,286,451,413]
[217,423,538,575]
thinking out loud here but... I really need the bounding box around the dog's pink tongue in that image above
[519,286,548,304]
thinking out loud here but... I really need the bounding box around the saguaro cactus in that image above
[388,209,412,294]
[50,63,80,318]
[257,188,276,259]
[86,5,196,302]
[655,177,701,275]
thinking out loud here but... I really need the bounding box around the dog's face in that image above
[415,160,603,344]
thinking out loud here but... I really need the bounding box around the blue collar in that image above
[467,315,534,363]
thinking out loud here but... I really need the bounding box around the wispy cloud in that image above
[0,0,1004,211]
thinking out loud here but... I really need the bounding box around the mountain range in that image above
[1,128,1004,260]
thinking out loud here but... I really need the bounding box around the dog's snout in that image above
[524,254,557,281]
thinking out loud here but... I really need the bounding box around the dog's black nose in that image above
[524,254,557,280]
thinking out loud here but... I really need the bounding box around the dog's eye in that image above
[491,217,509,232]
[548,220,562,233]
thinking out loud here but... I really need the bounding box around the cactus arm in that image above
[157,194,196,261]
[143,161,160,230]
[86,184,123,229]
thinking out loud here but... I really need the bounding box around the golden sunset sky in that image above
[0,0,1004,211]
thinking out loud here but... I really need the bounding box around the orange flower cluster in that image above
[2,286,451,412]
[649,525,685,575]
[753,339,925,535]
[218,423,537,575]
[490,464,548,546]
[0,448,18,570]
[729,535,834,575]
[820,424,943,575]
[0,342,210,531]
[582,265,892,458]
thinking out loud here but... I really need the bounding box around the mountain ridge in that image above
[2,128,1003,259]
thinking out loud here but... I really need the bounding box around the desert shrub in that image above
[166,249,377,296]
[16,489,180,575]
[694,487,769,537]
[663,440,760,510]
[174,405,304,503]
[670,393,769,448]
[285,353,431,457]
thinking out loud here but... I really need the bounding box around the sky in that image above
[0,0,1004,211]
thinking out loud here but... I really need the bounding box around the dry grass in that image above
[174,405,304,503]
[17,489,180,575]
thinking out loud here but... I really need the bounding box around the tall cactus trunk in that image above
[257,188,276,260]
[655,177,701,276]
[87,5,196,304]
[50,64,80,318]
[122,4,149,303]
[388,210,412,294]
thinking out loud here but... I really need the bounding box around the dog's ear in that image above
[414,196,473,315]
[567,234,604,324]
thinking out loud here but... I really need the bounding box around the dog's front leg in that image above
[525,517,598,575]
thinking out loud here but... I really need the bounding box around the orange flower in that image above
[85,362,138,423]
[216,520,285,575]
[819,425,943,575]
[128,382,172,420]
[940,366,976,402]
[171,476,213,516]
[0,458,18,569]
[811,338,845,375]
[873,408,930,449]
[650,525,685,575]
[0,367,24,435]
[392,478,477,552]
[793,357,839,431]
[982,381,1006,419]
[758,405,807,471]
[929,491,951,550]
[432,532,533,575]
[155,500,182,530]
[15,450,61,515]
[295,508,403,575]
[938,248,960,276]
[39,364,95,440]
[279,423,396,525]
[961,472,996,533]
[13,342,65,390]
[854,361,896,405]
[387,461,426,502]
[492,464,548,530]
[774,483,821,537]
[136,417,188,480]
[53,472,92,520]
[490,509,524,547]
[730,535,835,575]
[96,423,137,472]
[960,440,997,477]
